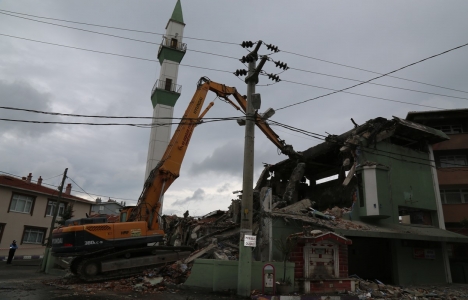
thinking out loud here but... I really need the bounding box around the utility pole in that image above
[42,168,68,273]
[237,41,268,297]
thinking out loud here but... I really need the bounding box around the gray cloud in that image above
[173,188,205,207]
[0,80,55,137]
[217,183,231,193]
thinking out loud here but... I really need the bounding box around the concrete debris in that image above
[282,162,306,204]
[44,261,192,295]
[347,278,468,299]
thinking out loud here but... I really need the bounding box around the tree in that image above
[56,206,74,226]
[274,235,296,285]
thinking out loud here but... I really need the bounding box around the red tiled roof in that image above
[0,175,93,204]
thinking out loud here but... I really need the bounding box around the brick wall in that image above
[339,244,349,278]
[290,241,305,280]
[309,279,353,293]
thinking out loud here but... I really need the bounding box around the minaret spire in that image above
[145,1,186,185]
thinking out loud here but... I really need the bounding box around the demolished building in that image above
[164,116,468,293]
[254,116,468,289]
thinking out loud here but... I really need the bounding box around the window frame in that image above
[433,124,464,134]
[21,226,47,245]
[439,155,468,168]
[0,223,5,244]
[44,200,67,217]
[8,193,36,215]
[440,189,468,204]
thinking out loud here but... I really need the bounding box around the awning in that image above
[334,221,468,243]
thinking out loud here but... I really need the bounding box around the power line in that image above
[281,50,468,95]
[276,40,468,111]
[3,8,466,98]
[0,116,244,127]
[2,30,463,113]
[288,67,468,101]
[0,105,243,120]
[271,120,468,168]
[0,11,239,60]
[277,78,447,111]
[0,8,238,45]
[0,33,233,73]
[67,176,96,201]
[0,170,139,202]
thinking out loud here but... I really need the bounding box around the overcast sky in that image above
[1,0,467,217]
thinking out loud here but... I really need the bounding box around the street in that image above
[0,261,238,300]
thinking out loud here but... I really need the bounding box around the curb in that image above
[0,255,44,261]
[252,295,359,300]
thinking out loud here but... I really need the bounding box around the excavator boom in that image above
[130,77,298,231]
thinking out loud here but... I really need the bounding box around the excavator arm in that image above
[128,77,298,230]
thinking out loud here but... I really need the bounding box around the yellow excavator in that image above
[51,77,298,281]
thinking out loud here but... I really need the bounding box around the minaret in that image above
[145,0,186,180]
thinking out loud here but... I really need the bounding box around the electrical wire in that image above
[0,116,244,127]
[0,170,139,202]
[3,8,466,99]
[270,120,468,168]
[271,41,468,110]
[0,33,233,74]
[0,9,239,45]
[287,67,468,101]
[281,50,468,95]
[0,105,244,120]
[0,11,240,60]
[67,176,97,201]
[277,78,448,111]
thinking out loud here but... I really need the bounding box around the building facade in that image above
[0,174,92,260]
[406,109,468,282]
[256,116,468,290]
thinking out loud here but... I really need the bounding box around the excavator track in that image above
[73,246,192,282]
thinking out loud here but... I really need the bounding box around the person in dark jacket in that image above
[6,240,18,264]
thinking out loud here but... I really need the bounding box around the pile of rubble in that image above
[348,279,468,299]
[43,261,191,294]
[161,209,241,261]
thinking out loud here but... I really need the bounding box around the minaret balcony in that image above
[152,79,182,96]
[150,79,182,108]
[157,36,187,64]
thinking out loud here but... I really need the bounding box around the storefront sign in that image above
[413,248,435,259]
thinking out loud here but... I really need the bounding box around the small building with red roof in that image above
[0,173,93,260]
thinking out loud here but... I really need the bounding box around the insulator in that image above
[274,61,289,70]
[234,69,247,76]
[267,73,280,82]
[241,41,254,48]
[267,44,279,52]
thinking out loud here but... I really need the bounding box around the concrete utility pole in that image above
[237,41,268,297]
[42,168,68,273]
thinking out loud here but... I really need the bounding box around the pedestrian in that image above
[6,240,18,264]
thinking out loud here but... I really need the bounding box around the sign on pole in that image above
[244,235,256,247]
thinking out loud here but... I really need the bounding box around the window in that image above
[45,200,66,217]
[439,155,467,168]
[433,125,463,134]
[9,194,34,214]
[440,189,468,204]
[165,78,173,91]
[22,226,47,245]
[170,38,178,48]
[0,223,5,244]
[99,205,104,211]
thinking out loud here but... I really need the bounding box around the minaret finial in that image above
[170,0,184,24]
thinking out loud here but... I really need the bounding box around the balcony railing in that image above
[160,36,187,52]
[151,79,182,96]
